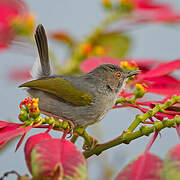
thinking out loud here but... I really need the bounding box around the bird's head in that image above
[88,63,140,93]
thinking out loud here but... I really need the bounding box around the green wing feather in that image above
[19,77,93,106]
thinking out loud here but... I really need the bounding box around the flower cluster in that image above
[0,97,42,150]
[19,97,40,121]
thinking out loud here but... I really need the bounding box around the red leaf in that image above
[24,134,87,180]
[145,75,180,87]
[126,105,175,121]
[123,58,160,72]
[145,131,158,153]
[15,131,28,152]
[132,0,180,23]
[8,67,32,81]
[0,0,28,50]
[115,153,163,180]
[24,133,52,173]
[0,121,32,147]
[80,56,120,73]
[147,86,180,96]
[80,56,160,73]
[0,120,12,128]
[163,144,180,178]
[137,60,180,80]
[176,125,180,138]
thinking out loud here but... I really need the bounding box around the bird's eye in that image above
[115,72,122,79]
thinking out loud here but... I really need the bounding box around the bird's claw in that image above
[83,136,98,151]
[65,120,75,138]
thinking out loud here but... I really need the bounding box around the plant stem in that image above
[122,95,179,132]
[83,115,180,158]
[60,12,120,74]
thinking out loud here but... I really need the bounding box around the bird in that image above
[19,24,140,128]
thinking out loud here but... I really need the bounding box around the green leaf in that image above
[94,32,131,58]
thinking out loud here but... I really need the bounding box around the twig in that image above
[83,115,180,158]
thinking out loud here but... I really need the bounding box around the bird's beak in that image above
[124,70,141,78]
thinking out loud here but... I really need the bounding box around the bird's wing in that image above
[19,77,93,106]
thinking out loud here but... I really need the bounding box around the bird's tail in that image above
[31,24,53,78]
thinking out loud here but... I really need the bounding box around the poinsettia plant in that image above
[0,0,180,179]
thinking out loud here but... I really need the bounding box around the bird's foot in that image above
[62,120,75,138]
[73,127,98,150]
[83,136,98,151]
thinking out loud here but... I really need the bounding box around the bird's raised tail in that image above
[31,24,53,79]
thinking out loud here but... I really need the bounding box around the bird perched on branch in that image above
[19,24,140,128]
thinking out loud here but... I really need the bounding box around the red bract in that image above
[24,133,87,180]
[124,103,175,121]
[115,152,163,180]
[135,60,180,96]
[115,144,180,179]
[131,0,180,23]
[80,56,158,73]
[0,0,31,50]
[0,120,32,147]
[137,60,180,79]
[123,58,159,72]
[8,67,32,81]
[8,68,32,81]
[145,131,159,153]
[24,133,52,173]
[80,56,120,73]
[163,144,180,178]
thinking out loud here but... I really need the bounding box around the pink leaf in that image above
[24,133,87,180]
[0,121,32,147]
[24,133,52,173]
[15,131,28,152]
[145,75,180,87]
[80,56,120,73]
[80,57,160,73]
[0,120,13,128]
[145,131,159,153]
[115,153,163,180]
[163,144,180,179]
[0,0,29,50]
[147,85,180,96]
[176,125,180,138]
[8,67,32,81]
[138,60,180,80]
[132,0,180,23]
[123,58,160,72]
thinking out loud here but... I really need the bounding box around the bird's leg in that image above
[74,127,98,150]
[62,119,75,138]
[70,134,79,144]
[82,135,98,151]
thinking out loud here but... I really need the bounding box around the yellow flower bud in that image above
[95,46,106,55]
[134,83,147,98]
[121,61,129,68]
[32,98,39,104]
[80,44,92,55]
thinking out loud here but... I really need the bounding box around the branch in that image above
[115,95,180,132]
[83,115,180,158]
